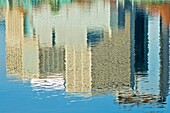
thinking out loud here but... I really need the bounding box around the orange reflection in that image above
[160,4,170,26]
[146,3,170,26]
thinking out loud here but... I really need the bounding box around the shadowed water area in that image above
[0,0,170,113]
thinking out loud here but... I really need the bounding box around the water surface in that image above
[0,0,170,113]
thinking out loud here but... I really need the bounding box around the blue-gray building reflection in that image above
[159,17,170,103]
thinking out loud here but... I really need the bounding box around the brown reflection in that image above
[91,11,130,94]
[160,4,170,26]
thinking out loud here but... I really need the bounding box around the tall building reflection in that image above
[138,1,170,104]
[49,0,60,13]
[159,17,169,102]
[90,1,130,95]
[5,4,65,91]
[65,46,92,92]
[6,7,24,76]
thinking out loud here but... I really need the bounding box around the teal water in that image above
[0,0,170,113]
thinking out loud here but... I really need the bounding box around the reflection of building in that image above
[91,5,131,94]
[118,0,125,28]
[136,2,170,103]
[117,2,170,105]
[32,0,110,93]
[140,14,161,96]
[159,18,169,102]
[110,0,118,29]
[22,39,39,78]
[33,0,110,47]
[4,0,170,106]
[134,8,148,74]
[6,7,24,76]
[6,7,65,80]
[65,46,92,92]
[5,7,40,78]
[105,1,164,105]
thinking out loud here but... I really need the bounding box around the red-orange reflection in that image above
[146,3,170,26]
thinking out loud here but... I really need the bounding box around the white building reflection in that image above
[5,5,65,91]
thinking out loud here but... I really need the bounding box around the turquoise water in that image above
[0,0,170,113]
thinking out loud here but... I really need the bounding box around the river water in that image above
[0,0,170,113]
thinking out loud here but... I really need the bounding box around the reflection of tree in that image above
[8,0,13,10]
[31,0,41,6]
[49,0,60,14]
[0,0,7,7]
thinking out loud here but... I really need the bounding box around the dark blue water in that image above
[0,0,170,113]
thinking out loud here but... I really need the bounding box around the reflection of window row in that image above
[6,44,65,79]
[39,47,65,77]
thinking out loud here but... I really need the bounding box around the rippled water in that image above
[0,0,170,113]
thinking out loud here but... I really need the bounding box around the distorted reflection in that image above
[1,0,170,112]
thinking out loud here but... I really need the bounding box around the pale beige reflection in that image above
[65,46,92,93]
